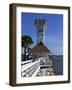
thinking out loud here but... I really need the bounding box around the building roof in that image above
[31,42,51,53]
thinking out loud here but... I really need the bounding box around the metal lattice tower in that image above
[34,19,46,44]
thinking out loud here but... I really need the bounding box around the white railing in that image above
[21,60,40,77]
[21,60,32,65]
[21,57,53,77]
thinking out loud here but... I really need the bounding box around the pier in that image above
[21,57,55,77]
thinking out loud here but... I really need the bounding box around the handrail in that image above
[21,57,53,77]
[22,60,40,72]
[21,60,40,77]
[21,60,32,65]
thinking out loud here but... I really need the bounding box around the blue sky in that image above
[21,12,63,55]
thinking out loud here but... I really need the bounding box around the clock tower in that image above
[34,19,46,44]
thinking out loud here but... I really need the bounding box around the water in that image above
[51,55,63,75]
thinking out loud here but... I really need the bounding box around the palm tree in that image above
[22,35,33,61]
